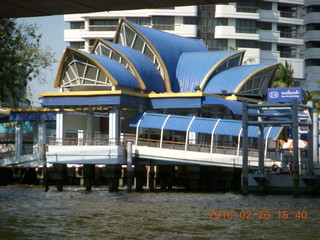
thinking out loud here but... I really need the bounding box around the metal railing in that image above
[47,137,125,146]
[136,137,263,157]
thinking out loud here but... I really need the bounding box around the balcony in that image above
[305,12,320,24]
[215,5,259,19]
[304,30,320,41]
[215,26,259,40]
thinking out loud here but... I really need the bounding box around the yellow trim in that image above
[234,63,280,94]
[54,47,119,89]
[54,49,69,88]
[116,19,171,92]
[199,50,245,90]
[94,39,147,90]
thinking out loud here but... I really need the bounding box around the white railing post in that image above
[185,116,196,152]
[210,119,221,154]
[160,115,170,149]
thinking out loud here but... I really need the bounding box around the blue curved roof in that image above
[176,51,240,92]
[130,22,208,92]
[104,41,165,92]
[83,51,140,89]
[130,112,281,140]
[203,63,275,94]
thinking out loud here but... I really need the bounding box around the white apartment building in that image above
[64,6,198,52]
[63,1,319,93]
[304,0,320,91]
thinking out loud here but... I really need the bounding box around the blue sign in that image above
[267,87,302,103]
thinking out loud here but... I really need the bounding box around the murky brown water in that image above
[0,186,319,239]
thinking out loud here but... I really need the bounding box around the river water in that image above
[0,186,319,240]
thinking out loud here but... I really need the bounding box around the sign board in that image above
[267,87,302,103]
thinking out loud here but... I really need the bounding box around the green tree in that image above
[0,18,55,107]
[272,61,294,88]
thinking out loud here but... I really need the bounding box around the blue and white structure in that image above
[3,19,282,168]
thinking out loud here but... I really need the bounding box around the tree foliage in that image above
[272,61,294,88]
[0,18,55,107]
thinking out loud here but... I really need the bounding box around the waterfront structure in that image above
[64,0,320,92]
[2,20,317,194]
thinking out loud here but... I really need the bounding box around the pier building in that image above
[1,20,317,194]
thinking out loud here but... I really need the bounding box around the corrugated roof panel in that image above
[176,51,239,92]
[189,117,218,134]
[165,115,192,132]
[130,112,282,139]
[83,51,140,89]
[204,63,274,94]
[130,22,208,92]
[138,113,168,129]
[104,41,165,93]
[215,119,242,136]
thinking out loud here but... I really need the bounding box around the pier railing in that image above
[47,137,125,146]
[136,137,268,157]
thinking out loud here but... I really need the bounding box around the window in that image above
[236,40,256,48]
[306,41,320,49]
[236,2,257,13]
[126,17,151,25]
[70,21,84,29]
[70,42,84,49]
[236,19,256,33]
[306,59,320,66]
[183,17,196,25]
[306,24,320,31]
[307,5,320,13]
[89,19,118,31]
[257,2,272,10]
[258,42,271,51]
[152,16,174,30]
[257,22,272,30]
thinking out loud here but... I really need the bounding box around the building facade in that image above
[63,1,319,93]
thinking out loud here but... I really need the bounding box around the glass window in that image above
[236,40,256,48]
[306,24,320,31]
[306,59,320,66]
[152,16,174,30]
[132,36,144,52]
[89,19,118,31]
[216,18,228,26]
[70,42,84,49]
[70,21,84,29]
[124,25,135,47]
[258,42,271,51]
[236,19,256,33]
[257,22,272,30]
[144,46,154,61]
[183,17,196,25]
[307,6,320,13]
[306,41,320,48]
[85,66,97,80]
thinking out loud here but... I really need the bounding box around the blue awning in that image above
[9,112,57,121]
[130,112,281,140]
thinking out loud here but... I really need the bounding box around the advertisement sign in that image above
[267,87,302,103]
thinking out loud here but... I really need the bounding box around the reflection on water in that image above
[0,186,319,239]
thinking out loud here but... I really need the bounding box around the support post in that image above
[42,144,49,192]
[313,106,319,164]
[15,122,23,163]
[242,101,249,195]
[127,141,133,191]
[307,102,314,176]
[148,162,155,191]
[56,110,65,145]
[109,107,119,145]
[292,99,299,196]
[258,126,264,174]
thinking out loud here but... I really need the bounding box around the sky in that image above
[17,15,69,107]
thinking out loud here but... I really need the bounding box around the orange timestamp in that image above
[208,210,308,220]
